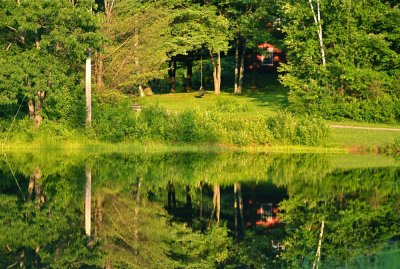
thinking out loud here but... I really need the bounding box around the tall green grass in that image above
[88,102,330,146]
[0,101,331,147]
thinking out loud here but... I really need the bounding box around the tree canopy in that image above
[0,0,102,122]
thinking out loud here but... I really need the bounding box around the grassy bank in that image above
[0,140,348,154]
[2,75,400,152]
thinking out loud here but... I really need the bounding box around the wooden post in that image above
[85,165,92,237]
[85,49,92,127]
[312,220,325,269]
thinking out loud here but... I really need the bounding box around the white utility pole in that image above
[86,49,92,127]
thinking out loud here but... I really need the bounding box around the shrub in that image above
[290,91,400,124]
[267,111,330,146]
[140,103,175,141]
[92,98,138,143]
[78,97,331,147]
[223,117,272,146]
[294,117,330,146]
[267,111,297,143]
[210,98,249,113]
[176,108,219,143]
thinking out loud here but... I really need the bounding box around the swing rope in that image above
[2,95,27,201]
[198,55,205,96]
[200,55,203,89]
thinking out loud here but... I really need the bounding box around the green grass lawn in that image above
[330,128,400,148]
[133,73,400,149]
[136,73,289,118]
[136,88,289,118]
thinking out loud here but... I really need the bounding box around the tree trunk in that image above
[28,174,35,201]
[104,0,116,23]
[28,91,44,125]
[167,182,176,210]
[95,51,104,89]
[136,176,142,204]
[186,60,193,92]
[85,165,92,237]
[138,85,145,97]
[237,182,244,235]
[27,167,42,203]
[186,186,192,210]
[28,100,35,120]
[209,184,220,226]
[168,60,177,93]
[234,183,238,237]
[217,52,221,93]
[200,182,203,220]
[308,0,326,66]
[34,167,43,208]
[251,50,257,88]
[234,183,244,238]
[85,51,92,127]
[212,57,218,93]
[238,45,246,93]
[94,193,103,240]
[134,176,141,255]
[186,186,192,224]
[234,39,239,94]
[210,51,221,94]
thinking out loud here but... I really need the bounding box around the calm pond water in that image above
[1,151,399,269]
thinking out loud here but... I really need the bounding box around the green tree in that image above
[208,0,280,92]
[0,0,102,125]
[279,0,400,122]
[103,0,176,96]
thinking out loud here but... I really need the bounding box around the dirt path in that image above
[330,125,400,131]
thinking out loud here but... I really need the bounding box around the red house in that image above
[247,42,285,72]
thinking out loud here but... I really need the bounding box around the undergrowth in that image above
[1,101,331,147]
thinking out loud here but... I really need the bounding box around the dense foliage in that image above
[0,0,102,125]
[280,0,400,123]
[0,0,399,145]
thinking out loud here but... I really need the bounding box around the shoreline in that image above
[0,140,377,155]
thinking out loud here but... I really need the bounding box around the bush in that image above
[210,98,249,113]
[289,91,400,124]
[176,108,219,143]
[140,103,175,141]
[92,98,138,143]
[71,96,331,146]
[223,117,272,146]
[267,111,330,146]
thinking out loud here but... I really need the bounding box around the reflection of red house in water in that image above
[244,199,283,229]
[256,203,280,228]
[237,183,287,230]
[248,43,286,72]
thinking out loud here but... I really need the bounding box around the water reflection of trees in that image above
[278,167,400,268]
[0,158,101,268]
[0,152,399,268]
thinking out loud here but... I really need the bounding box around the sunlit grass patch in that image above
[330,128,400,148]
